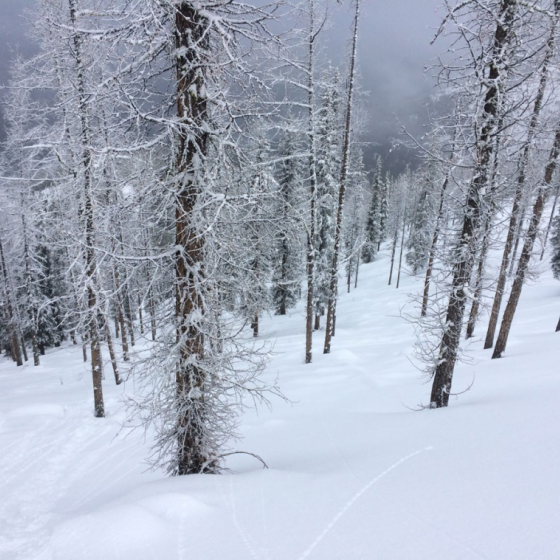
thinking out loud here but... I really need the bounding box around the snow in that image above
[1,249,560,559]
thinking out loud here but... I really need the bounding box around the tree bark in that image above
[175,3,209,475]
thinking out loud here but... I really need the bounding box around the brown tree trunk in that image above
[175,4,210,475]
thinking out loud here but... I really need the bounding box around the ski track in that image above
[0,384,144,559]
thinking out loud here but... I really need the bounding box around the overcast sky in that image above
[0,0,443,171]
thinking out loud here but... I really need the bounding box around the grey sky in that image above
[0,0,444,170]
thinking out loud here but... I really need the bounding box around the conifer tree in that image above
[272,132,304,316]
[314,71,341,328]
[405,182,432,275]
[362,157,383,263]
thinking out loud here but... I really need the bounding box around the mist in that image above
[0,0,444,172]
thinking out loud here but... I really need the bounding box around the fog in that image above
[0,0,443,172]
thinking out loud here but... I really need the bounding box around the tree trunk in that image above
[388,220,399,286]
[305,0,319,364]
[396,205,407,289]
[114,266,130,362]
[138,295,144,335]
[105,322,121,385]
[466,210,493,339]
[324,0,360,355]
[69,0,104,417]
[175,3,210,475]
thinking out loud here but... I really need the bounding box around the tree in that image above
[406,180,432,276]
[272,131,304,316]
[323,0,361,355]
[362,157,383,263]
[116,0,283,475]
[428,0,519,408]
[484,0,560,350]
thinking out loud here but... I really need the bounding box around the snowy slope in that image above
[1,250,559,560]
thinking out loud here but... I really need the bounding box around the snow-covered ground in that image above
[1,250,559,560]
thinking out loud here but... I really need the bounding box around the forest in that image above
[1,1,560,558]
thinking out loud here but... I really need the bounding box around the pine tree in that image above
[362,157,383,263]
[405,182,432,275]
[314,70,341,328]
[272,132,304,316]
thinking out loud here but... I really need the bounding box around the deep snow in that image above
[1,249,559,560]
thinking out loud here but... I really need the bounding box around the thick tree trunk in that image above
[175,3,210,475]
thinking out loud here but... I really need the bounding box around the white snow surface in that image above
[1,250,560,560]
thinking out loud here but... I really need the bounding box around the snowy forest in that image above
[1,1,560,558]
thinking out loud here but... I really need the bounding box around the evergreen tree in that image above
[362,156,383,263]
[272,132,304,315]
[405,182,432,275]
[314,69,342,328]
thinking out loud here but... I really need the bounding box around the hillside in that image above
[1,250,559,560]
